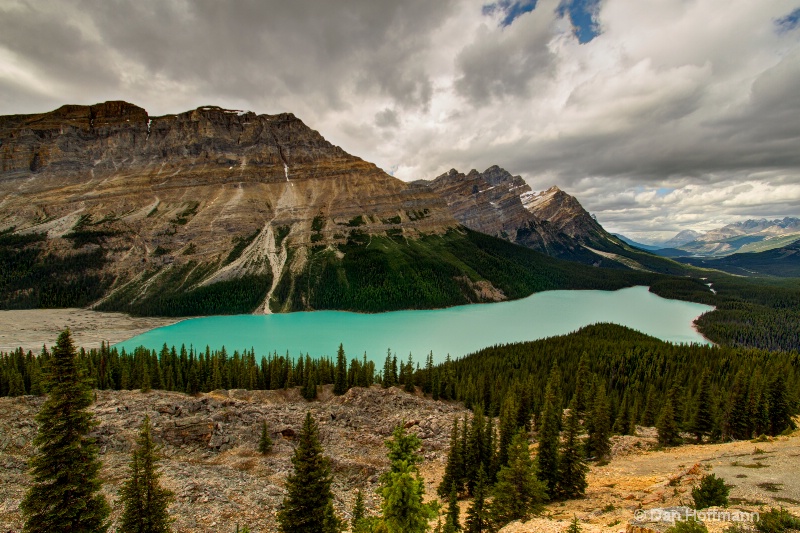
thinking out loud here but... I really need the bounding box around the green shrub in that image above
[755,507,800,533]
[692,474,730,509]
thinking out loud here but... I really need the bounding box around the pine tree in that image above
[691,371,713,443]
[465,408,487,495]
[119,415,174,533]
[7,367,25,396]
[141,361,152,393]
[565,516,582,533]
[667,383,685,429]
[537,366,561,499]
[334,344,348,395]
[768,375,794,436]
[490,429,547,529]
[614,392,631,435]
[497,395,520,468]
[380,424,435,533]
[445,484,461,532]
[352,490,366,532]
[277,412,342,533]
[465,468,490,533]
[557,397,588,500]
[484,415,497,481]
[383,350,395,388]
[754,392,771,437]
[460,415,470,491]
[439,417,464,498]
[302,370,318,400]
[723,372,751,440]
[657,397,681,447]
[573,352,590,416]
[640,387,658,427]
[259,420,273,455]
[20,329,110,533]
[404,354,416,393]
[586,384,611,461]
[423,352,434,394]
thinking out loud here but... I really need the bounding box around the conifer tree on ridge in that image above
[20,329,110,533]
[119,415,175,533]
[537,365,561,499]
[277,412,342,533]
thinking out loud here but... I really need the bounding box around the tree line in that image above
[2,324,798,447]
[650,275,800,352]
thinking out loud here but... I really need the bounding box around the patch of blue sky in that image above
[775,7,800,33]
[557,0,601,43]
[482,0,538,27]
[483,0,601,43]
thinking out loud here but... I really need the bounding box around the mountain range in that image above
[620,218,800,258]
[0,101,716,316]
[674,238,800,277]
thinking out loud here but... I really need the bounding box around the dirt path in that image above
[0,308,181,352]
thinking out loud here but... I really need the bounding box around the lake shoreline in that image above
[115,286,714,363]
[0,287,715,356]
[0,309,184,353]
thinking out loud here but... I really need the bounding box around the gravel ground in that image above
[1,387,797,533]
[0,308,181,352]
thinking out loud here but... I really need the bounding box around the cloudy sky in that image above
[1,0,799,242]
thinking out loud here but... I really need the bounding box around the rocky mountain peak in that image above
[522,184,602,240]
[0,101,457,313]
[418,165,629,264]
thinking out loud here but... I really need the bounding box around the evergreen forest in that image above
[2,324,797,443]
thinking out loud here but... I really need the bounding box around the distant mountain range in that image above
[662,230,703,249]
[675,238,800,277]
[619,218,800,259]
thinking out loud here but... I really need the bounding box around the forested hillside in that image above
[2,324,797,444]
[443,324,798,440]
[269,228,657,313]
[650,275,800,351]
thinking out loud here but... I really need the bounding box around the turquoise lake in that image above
[115,286,714,363]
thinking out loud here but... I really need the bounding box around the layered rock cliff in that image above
[0,102,460,313]
[417,166,625,264]
[415,166,691,274]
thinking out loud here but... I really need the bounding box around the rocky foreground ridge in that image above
[1,387,798,533]
[0,386,464,532]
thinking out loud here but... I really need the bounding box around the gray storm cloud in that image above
[0,0,798,239]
